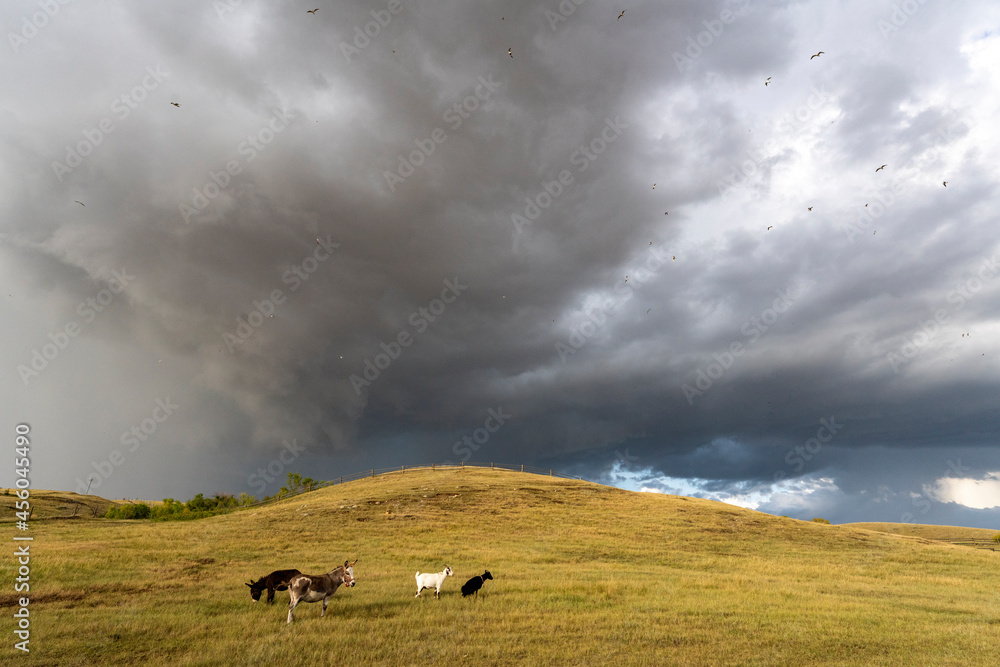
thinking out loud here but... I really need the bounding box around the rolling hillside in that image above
[8,468,1000,666]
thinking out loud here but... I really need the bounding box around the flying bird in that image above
[170,102,180,107]
[652,183,656,189]
[875,164,887,172]
[765,77,771,86]
[508,48,513,58]
[74,200,85,206]
[810,51,824,59]
[808,207,813,211]
[943,181,947,187]
[767,226,773,230]
[672,256,676,261]
[664,211,668,215]
[307,8,318,14]
[618,10,625,20]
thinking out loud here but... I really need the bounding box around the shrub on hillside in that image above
[994,533,1000,544]
[811,517,831,524]
[104,503,152,520]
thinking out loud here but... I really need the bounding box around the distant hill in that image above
[12,468,1000,665]
[0,488,124,520]
[842,522,999,549]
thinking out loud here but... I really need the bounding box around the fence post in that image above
[402,465,405,474]
[521,464,524,472]
[371,469,374,478]
[491,462,494,470]
[550,469,553,476]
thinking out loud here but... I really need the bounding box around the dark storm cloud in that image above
[2,0,999,524]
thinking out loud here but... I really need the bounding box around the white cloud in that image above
[925,472,1000,509]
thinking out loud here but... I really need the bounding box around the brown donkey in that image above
[286,559,357,623]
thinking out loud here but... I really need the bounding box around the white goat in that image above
[415,565,453,598]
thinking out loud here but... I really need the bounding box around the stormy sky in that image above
[3,0,999,527]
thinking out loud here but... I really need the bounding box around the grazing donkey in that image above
[287,559,357,623]
[461,570,493,598]
[246,569,301,604]
[415,566,453,599]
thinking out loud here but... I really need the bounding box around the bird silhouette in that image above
[876,164,887,172]
[618,10,625,20]
[307,8,318,14]
[170,102,180,107]
[508,48,513,58]
[652,183,656,189]
[672,256,676,261]
[943,181,947,187]
[767,226,773,230]
[74,200,85,206]
[664,211,668,215]
[810,51,824,59]
[765,77,771,86]
[808,207,813,211]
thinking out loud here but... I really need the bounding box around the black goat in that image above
[461,570,493,598]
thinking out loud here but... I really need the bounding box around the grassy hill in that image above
[7,468,1000,666]
[0,488,123,521]
[842,522,1000,548]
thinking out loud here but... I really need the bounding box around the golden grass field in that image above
[4,468,1000,666]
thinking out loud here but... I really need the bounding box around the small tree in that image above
[811,517,831,524]
[993,533,1000,544]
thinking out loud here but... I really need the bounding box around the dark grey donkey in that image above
[246,569,301,604]
[461,570,492,598]
[286,559,357,623]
